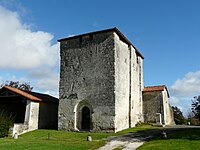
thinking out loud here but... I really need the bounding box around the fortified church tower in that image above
[58,28,144,132]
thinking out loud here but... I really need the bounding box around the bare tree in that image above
[187,110,195,119]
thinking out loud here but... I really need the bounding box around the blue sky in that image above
[0,0,200,116]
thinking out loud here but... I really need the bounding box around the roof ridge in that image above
[144,85,166,88]
[3,86,42,101]
[1,86,58,103]
[58,27,144,59]
[58,27,117,42]
[143,85,170,97]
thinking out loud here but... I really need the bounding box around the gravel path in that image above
[97,131,153,150]
[97,125,200,150]
[97,141,144,150]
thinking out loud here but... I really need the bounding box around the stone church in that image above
[58,28,174,132]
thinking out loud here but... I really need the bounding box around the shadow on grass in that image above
[165,128,200,141]
[137,127,200,150]
[105,126,200,142]
[136,126,200,142]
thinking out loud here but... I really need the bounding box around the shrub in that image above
[0,110,14,138]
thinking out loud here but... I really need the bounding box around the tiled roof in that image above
[2,86,58,103]
[143,85,170,97]
[143,85,166,92]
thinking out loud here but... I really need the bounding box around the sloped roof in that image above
[143,85,170,97]
[58,27,144,59]
[1,86,58,103]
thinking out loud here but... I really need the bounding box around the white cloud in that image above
[0,6,59,69]
[170,71,200,97]
[34,74,59,97]
[0,0,27,15]
[43,90,59,98]
[169,96,192,117]
[15,68,60,96]
[0,69,59,97]
[34,70,59,91]
[169,96,180,105]
[67,34,75,37]
[169,71,200,116]
[0,5,60,97]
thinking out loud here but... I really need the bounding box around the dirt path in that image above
[97,125,200,150]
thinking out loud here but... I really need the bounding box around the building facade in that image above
[143,85,175,125]
[58,28,144,132]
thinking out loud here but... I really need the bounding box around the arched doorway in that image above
[81,106,90,130]
[74,100,93,131]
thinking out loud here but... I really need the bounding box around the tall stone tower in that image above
[58,28,144,132]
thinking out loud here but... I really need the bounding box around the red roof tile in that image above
[2,86,58,103]
[143,85,170,97]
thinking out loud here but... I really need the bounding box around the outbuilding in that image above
[143,85,175,125]
[0,86,58,136]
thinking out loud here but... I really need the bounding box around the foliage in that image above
[191,96,200,121]
[0,110,14,138]
[187,110,199,125]
[172,106,186,124]
[1,80,33,91]
[188,117,200,125]
[0,125,157,149]
[138,128,200,150]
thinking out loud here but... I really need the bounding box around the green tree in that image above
[1,80,33,91]
[191,96,200,121]
[172,106,186,124]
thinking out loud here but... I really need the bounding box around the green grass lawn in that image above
[138,128,200,150]
[1,125,199,150]
[0,124,155,150]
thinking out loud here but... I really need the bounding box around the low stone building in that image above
[58,28,144,132]
[0,86,58,136]
[143,85,175,125]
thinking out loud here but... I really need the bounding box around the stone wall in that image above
[114,33,130,132]
[143,89,175,125]
[59,28,144,132]
[143,91,163,123]
[114,33,144,132]
[12,100,40,136]
[12,123,28,136]
[130,48,144,126]
[25,101,39,131]
[59,31,116,131]
[162,90,175,125]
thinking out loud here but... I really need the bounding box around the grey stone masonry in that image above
[58,28,144,132]
[143,86,175,125]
